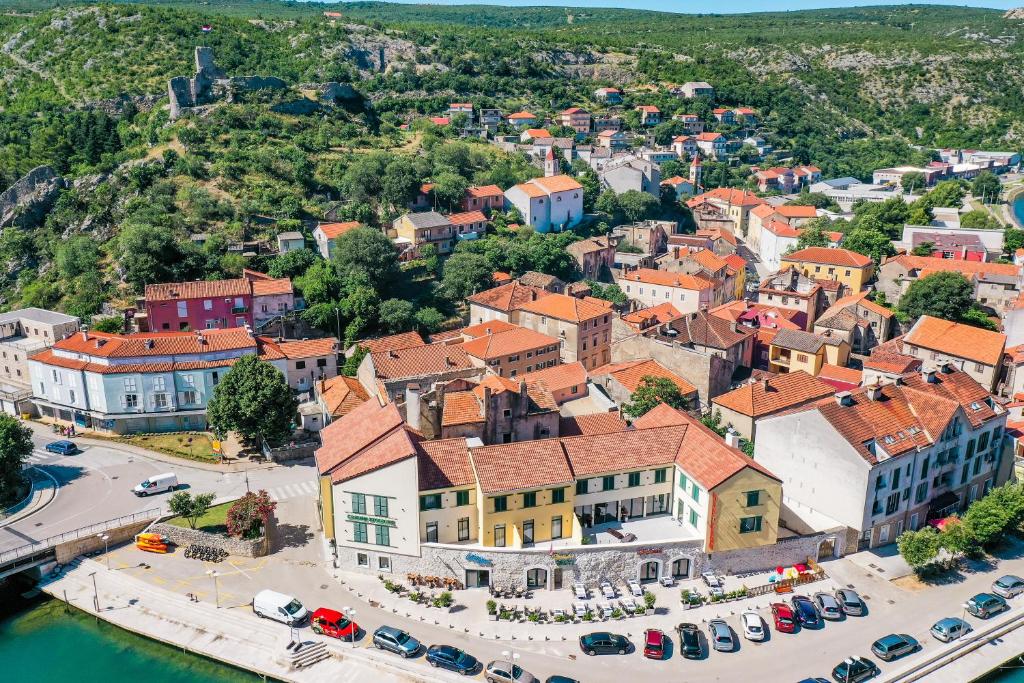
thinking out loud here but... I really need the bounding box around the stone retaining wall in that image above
[148,518,271,558]
[55,520,153,564]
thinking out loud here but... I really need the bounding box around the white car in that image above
[573,582,588,600]
[600,581,616,599]
[628,579,643,597]
[741,611,766,641]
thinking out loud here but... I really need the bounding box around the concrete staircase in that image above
[287,641,331,669]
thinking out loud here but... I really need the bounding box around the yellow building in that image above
[780,246,874,292]
[768,328,851,376]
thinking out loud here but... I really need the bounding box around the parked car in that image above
[485,660,539,683]
[702,571,724,597]
[252,590,308,626]
[544,678,579,683]
[771,602,797,633]
[677,622,702,658]
[835,588,866,616]
[814,592,843,620]
[309,608,357,640]
[930,617,972,642]
[372,626,421,658]
[45,440,78,455]
[966,593,1008,619]
[831,656,878,683]
[870,634,919,662]
[791,595,821,628]
[708,619,735,652]
[643,629,666,659]
[426,645,478,674]
[579,632,631,656]
[741,611,766,641]
[992,575,1024,599]
[132,472,179,496]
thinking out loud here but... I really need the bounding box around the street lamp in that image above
[343,606,357,649]
[97,534,110,570]
[89,571,99,612]
[501,649,519,677]
[206,569,220,608]
[961,601,971,628]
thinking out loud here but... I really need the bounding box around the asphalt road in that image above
[0,431,317,554]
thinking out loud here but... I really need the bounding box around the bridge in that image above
[0,508,160,580]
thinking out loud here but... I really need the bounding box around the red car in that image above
[643,628,666,659]
[310,607,359,640]
[771,603,796,633]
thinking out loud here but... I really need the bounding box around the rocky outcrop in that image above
[0,166,68,229]
[84,93,161,116]
[1004,8,1024,18]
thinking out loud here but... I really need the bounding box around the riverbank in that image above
[0,579,261,683]
[1006,184,1024,228]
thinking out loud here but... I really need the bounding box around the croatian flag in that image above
[201,24,212,32]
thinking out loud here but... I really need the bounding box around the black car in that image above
[791,595,821,628]
[831,656,878,683]
[579,632,631,656]
[425,644,478,674]
[676,622,702,658]
[545,678,579,683]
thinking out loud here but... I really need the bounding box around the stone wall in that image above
[337,531,833,587]
[148,517,272,558]
[55,520,153,564]
[610,332,734,406]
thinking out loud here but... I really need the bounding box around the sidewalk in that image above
[0,467,57,528]
[25,419,278,474]
[40,557,466,683]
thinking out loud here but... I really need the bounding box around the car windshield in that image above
[284,600,303,615]
[748,623,762,632]
[511,665,523,678]
[336,617,350,629]
[996,578,1013,588]
[456,652,473,666]
[394,631,410,645]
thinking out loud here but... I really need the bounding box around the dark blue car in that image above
[426,644,478,675]
[791,595,821,628]
[45,440,78,455]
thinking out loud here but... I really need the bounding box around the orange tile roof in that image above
[637,105,660,113]
[688,249,729,272]
[250,278,293,296]
[466,185,503,198]
[508,111,536,119]
[523,128,551,139]
[470,439,575,494]
[461,327,559,360]
[782,247,872,269]
[687,187,764,208]
[561,107,587,115]
[441,390,485,426]
[775,205,818,219]
[697,228,739,246]
[467,281,550,313]
[492,271,513,284]
[712,370,834,417]
[522,361,589,394]
[883,254,1020,280]
[266,337,337,359]
[662,176,690,187]
[751,204,776,219]
[905,315,1006,366]
[724,254,747,271]
[449,210,487,226]
[461,319,519,338]
[318,375,370,417]
[820,291,894,321]
[52,328,256,358]
[358,331,425,355]
[515,292,612,323]
[816,363,863,388]
[511,182,548,199]
[317,221,362,239]
[529,175,584,193]
[591,358,697,396]
[621,302,684,331]
[32,348,242,375]
[695,132,724,142]
[558,412,629,437]
[619,268,716,290]
[371,344,474,380]
[562,425,683,477]
[316,399,419,484]
[418,438,476,491]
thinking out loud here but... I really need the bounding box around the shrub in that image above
[225,490,277,539]
[554,614,568,623]
[528,612,540,622]
[486,599,497,614]
[643,591,656,609]
[434,591,453,608]
[611,608,623,619]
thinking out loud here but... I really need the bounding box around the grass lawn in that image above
[119,432,220,463]
[166,501,232,535]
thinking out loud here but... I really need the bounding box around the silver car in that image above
[814,592,843,620]
[485,661,539,683]
[835,588,866,616]
[992,574,1024,599]
[708,619,735,652]
[930,617,971,642]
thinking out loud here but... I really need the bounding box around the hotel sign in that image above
[637,548,663,556]
[346,513,396,528]
[552,553,575,566]
[465,553,493,567]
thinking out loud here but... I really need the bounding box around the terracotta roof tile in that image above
[461,319,519,338]
[775,205,818,219]
[145,278,251,301]
[782,247,872,269]
[441,390,484,426]
[448,210,487,226]
[529,175,584,194]
[712,370,834,417]
[619,268,715,290]
[418,438,476,491]
[905,315,1006,366]
[317,221,362,239]
[522,361,589,394]
[883,254,1020,280]
[358,331,425,355]
[687,187,764,208]
[591,358,697,396]
[466,185,503,198]
[371,344,474,380]
[316,400,419,483]
[52,328,256,358]
[250,278,293,296]
[558,412,629,437]
[621,302,684,331]
[267,337,337,359]
[516,293,612,323]
[318,375,370,417]
[470,439,575,494]
[462,327,559,360]
[562,426,682,477]
[816,364,863,391]
[467,282,550,313]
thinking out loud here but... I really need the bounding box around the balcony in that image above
[231,306,249,314]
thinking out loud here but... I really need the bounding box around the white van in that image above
[132,473,179,496]
[253,589,308,625]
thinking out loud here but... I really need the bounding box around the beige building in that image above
[0,308,79,415]
[768,328,851,376]
[514,294,614,370]
[392,211,455,257]
[460,322,561,378]
[711,371,835,441]
[261,337,339,393]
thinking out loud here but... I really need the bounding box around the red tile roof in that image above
[883,254,1020,280]
[418,438,476,491]
[461,327,559,360]
[262,337,337,359]
[52,328,256,358]
[318,375,370,418]
[591,358,697,396]
[522,361,589,394]
[621,302,684,331]
[448,210,487,226]
[371,344,474,380]
[470,439,575,494]
[712,370,834,417]
[316,399,419,483]
[905,315,1006,366]
[461,319,519,338]
[558,412,629,437]
[145,278,251,302]
[467,281,550,313]
[357,331,425,355]
[516,293,613,323]
[619,268,716,290]
[317,221,362,239]
[466,185,503,199]
[441,390,484,426]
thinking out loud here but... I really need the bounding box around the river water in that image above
[1013,193,1024,228]
[0,589,261,683]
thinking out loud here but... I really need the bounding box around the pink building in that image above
[145,270,293,332]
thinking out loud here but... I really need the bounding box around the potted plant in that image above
[611,608,623,620]
[500,608,513,621]
[528,612,540,623]
[433,591,454,610]
[554,614,568,623]
[487,599,498,621]
[643,591,656,611]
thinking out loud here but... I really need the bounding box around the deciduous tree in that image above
[206,355,298,447]
[0,415,32,504]
[168,491,216,530]
[226,490,277,539]
[622,376,688,419]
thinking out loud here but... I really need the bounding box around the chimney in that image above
[405,384,422,431]
[761,378,770,392]
[80,327,89,341]
[388,350,398,359]
[731,321,739,334]
[144,339,155,350]
[724,430,742,449]
[922,368,937,384]
[445,356,455,367]
[866,383,882,401]
[835,391,854,407]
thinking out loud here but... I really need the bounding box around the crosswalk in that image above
[265,480,318,502]
[29,448,65,465]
